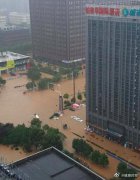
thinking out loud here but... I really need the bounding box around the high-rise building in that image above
[86,4,140,149]
[29,0,140,65]
[0,26,31,49]
[29,0,90,64]
[30,0,111,64]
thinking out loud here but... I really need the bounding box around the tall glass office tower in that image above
[86,4,140,149]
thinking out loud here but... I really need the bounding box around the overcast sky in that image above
[0,0,140,14]
[0,0,29,13]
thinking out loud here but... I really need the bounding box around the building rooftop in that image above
[0,52,29,63]
[9,147,104,180]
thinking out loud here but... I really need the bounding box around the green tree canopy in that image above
[63,93,69,99]
[26,81,35,90]
[71,97,76,103]
[117,162,127,174]
[0,120,65,152]
[41,128,64,150]
[31,118,42,128]
[0,77,6,86]
[117,162,137,180]
[52,73,61,82]
[73,138,109,167]
[42,124,50,132]
[89,150,100,164]
[98,153,109,167]
[38,78,49,90]
[27,66,41,81]
[29,127,45,149]
[77,93,82,101]
[72,139,93,156]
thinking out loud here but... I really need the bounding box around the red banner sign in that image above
[86,7,120,16]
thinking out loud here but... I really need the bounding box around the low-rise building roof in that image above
[10,147,105,180]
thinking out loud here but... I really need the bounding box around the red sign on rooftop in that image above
[85,6,120,16]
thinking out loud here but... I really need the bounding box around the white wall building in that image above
[9,12,30,25]
[0,16,7,26]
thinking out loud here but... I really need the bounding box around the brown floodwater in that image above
[0,74,85,162]
[0,74,140,179]
[0,74,85,126]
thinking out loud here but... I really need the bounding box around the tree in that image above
[64,100,71,107]
[0,121,65,152]
[0,77,6,86]
[41,127,64,150]
[117,162,127,175]
[27,66,41,81]
[52,73,61,82]
[0,123,14,143]
[72,139,93,156]
[126,168,137,180]
[26,82,35,90]
[77,93,82,101]
[30,118,42,128]
[29,127,45,150]
[89,150,100,164]
[117,162,137,180]
[3,124,28,146]
[23,141,32,152]
[63,93,69,99]
[42,124,50,132]
[98,153,109,167]
[71,97,76,103]
[38,78,49,90]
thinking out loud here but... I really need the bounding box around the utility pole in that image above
[72,70,76,102]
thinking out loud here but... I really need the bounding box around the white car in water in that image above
[74,117,81,121]
[32,114,40,119]
[53,117,59,120]
[71,116,77,119]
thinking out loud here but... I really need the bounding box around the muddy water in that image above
[0,145,30,163]
[0,75,85,162]
[0,75,140,179]
[0,75,85,126]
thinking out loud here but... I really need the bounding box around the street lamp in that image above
[62,60,76,103]
[72,70,76,102]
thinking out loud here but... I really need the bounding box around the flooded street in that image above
[0,74,140,179]
[0,145,29,163]
[0,74,85,162]
[0,75,85,126]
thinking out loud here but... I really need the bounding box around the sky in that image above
[0,0,29,13]
[0,0,140,14]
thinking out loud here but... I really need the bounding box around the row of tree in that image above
[63,92,85,108]
[26,63,84,92]
[63,92,84,101]
[0,42,32,55]
[72,139,109,167]
[40,65,81,79]
[0,118,65,152]
[26,65,62,90]
[26,78,51,90]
